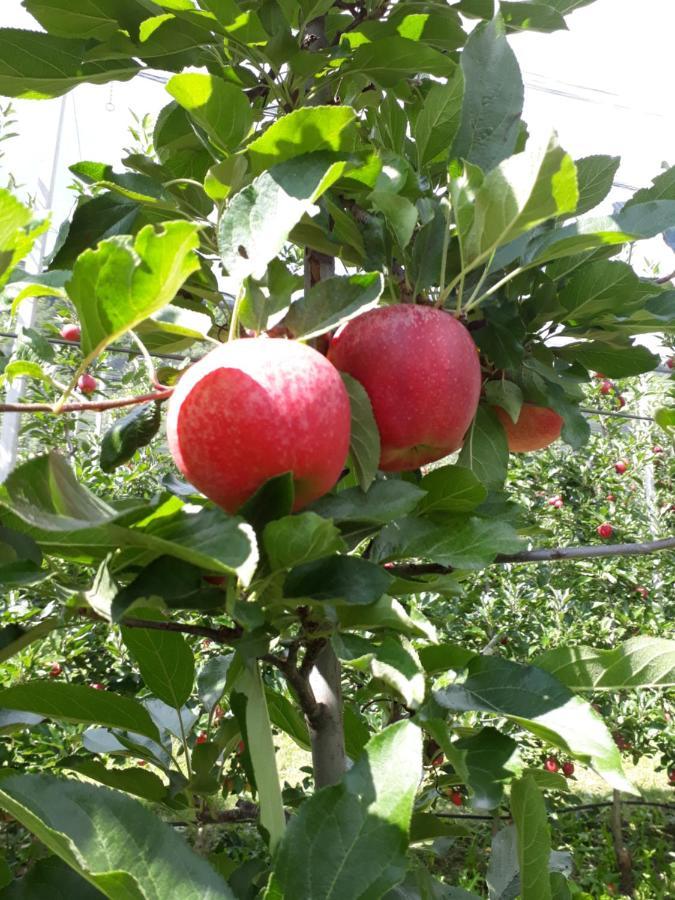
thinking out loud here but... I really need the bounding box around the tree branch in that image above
[75,607,242,644]
[262,651,324,727]
[0,389,173,415]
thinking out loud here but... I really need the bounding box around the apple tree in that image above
[0,0,674,897]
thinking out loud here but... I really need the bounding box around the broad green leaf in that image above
[311,479,426,524]
[457,405,509,490]
[284,273,384,340]
[511,776,552,900]
[204,156,248,201]
[284,555,392,605]
[0,525,44,590]
[153,101,212,183]
[453,727,520,810]
[0,683,159,741]
[414,69,465,166]
[50,193,140,270]
[533,637,675,690]
[434,656,635,793]
[557,341,659,377]
[557,259,656,321]
[337,595,434,638]
[167,73,252,152]
[370,193,418,249]
[0,189,47,289]
[418,643,476,675]
[0,30,139,98]
[121,615,195,709]
[143,697,197,740]
[452,19,524,172]
[265,688,311,751]
[239,473,294,534]
[464,134,578,267]
[418,465,487,514]
[0,855,105,899]
[345,36,455,87]
[217,154,349,282]
[624,163,675,207]
[265,721,422,900]
[23,0,150,40]
[1,361,53,389]
[654,406,675,433]
[344,635,426,709]
[263,512,345,571]
[247,107,357,175]
[341,373,381,492]
[99,402,161,473]
[501,1,567,31]
[112,556,223,620]
[61,757,166,802]
[135,305,213,353]
[232,662,285,851]
[484,380,523,423]
[0,618,58,663]
[67,221,201,365]
[0,774,233,898]
[198,654,234,713]
[409,814,471,843]
[573,155,621,216]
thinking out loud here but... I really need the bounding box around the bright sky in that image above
[1,0,674,274]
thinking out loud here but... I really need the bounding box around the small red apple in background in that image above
[60,323,81,342]
[138,760,147,767]
[448,790,463,806]
[562,761,575,777]
[614,460,628,474]
[49,663,62,677]
[652,445,663,455]
[635,586,649,599]
[236,740,246,755]
[606,494,615,502]
[493,403,563,453]
[431,753,444,767]
[213,705,225,721]
[203,574,226,586]
[78,373,97,395]
[599,380,613,394]
[195,732,208,745]
[597,523,613,539]
[593,372,606,379]
[547,495,562,506]
[616,395,626,408]
[666,357,674,370]
[167,338,350,512]
[668,768,675,785]
[327,306,481,470]
[91,682,105,691]
[544,756,559,773]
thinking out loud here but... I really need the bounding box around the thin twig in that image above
[75,606,242,644]
[262,651,323,725]
[0,389,173,414]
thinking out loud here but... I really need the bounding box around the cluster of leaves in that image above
[0,0,674,898]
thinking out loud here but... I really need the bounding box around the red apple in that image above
[203,574,226,586]
[237,740,246,755]
[195,732,208,745]
[327,305,480,470]
[91,682,105,691]
[449,790,463,807]
[606,494,615,502]
[666,357,674,370]
[614,460,628,475]
[653,445,663,455]
[552,498,564,509]
[493,403,563,453]
[431,753,444,767]
[544,756,559,773]
[60,323,81,342]
[547,495,562,506]
[668,768,675,784]
[562,761,575,777]
[597,523,613,539]
[599,380,613,394]
[635,586,649,599]
[78,373,97,395]
[167,338,351,512]
[49,663,62,677]
[617,395,626,408]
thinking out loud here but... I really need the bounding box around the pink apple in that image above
[327,305,480,471]
[167,338,351,513]
[599,380,613,394]
[49,663,62,677]
[597,523,613,539]
[614,460,628,474]
[449,790,463,806]
[60,323,81,342]
[666,357,674,370]
[78,373,97,395]
[544,756,559,773]
[562,761,575,777]
[493,403,563,453]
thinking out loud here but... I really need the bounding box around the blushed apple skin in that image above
[493,402,563,452]
[327,305,481,471]
[167,338,351,513]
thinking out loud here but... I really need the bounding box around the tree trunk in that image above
[307,642,346,788]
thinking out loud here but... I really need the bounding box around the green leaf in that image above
[284,555,393,605]
[453,727,520,810]
[654,406,675,433]
[0,855,105,899]
[217,154,349,283]
[198,654,234,713]
[311,479,426,524]
[22,0,150,40]
[263,512,345,571]
[345,36,455,87]
[341,373,381,492]
[0,774,233,898]
[414,68,465,167]
[265,721,422,900]
[99,402,161,472]
[0,29,139,98]
[501,1,567,32]
[0,189,47,289]
[247,107,357,175]
[167,73,252,153]
[265,688,311,751]
[344,635,426,709]
[239,472,294,534]
[464,134,578,267]
[434,656,635,793]
[0,682,160,741]
[418,465,487,514]
[61,757,166,803]
[0,618,58,663]
[557,259,656,321]
[67,221,201,365]
[557,341,659,377]
[284,273,384,340]
[511,776,553,900]
[418,643,476,675]
[50,193,140,270]
[135,305,213,353]
[532,637,675,690]
[232,662,285,851]
[204,156,248,202]
[573,155,621,216]
[337,595,433,638]
[624,163,675,207]
[369,193,418,250]
[484,380,524,423]
[452,19,524,172]
[457,406,509,490]
[121,616,195,709]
